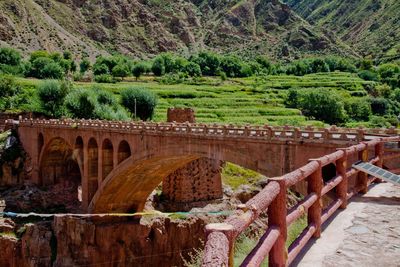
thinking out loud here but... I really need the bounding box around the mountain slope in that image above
[0,0,354,60]
[286,0,400,59]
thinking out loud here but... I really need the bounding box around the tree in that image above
[93,63,109,75]
[65,89,98,119]
[132,63,147,80]
[0,47,21,66]
[184,62,202,77]
[300,89,347,124]
[37,80,70,117]
[220,56,242,77]
[152,57,165,76]
[112,64,130,79]
[192,51,220,76]
[120,87,157,120]
[80,58,91,73]
[42,62,64,79]
[378,64,400,80]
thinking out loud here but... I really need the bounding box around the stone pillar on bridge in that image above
[161,158,223,211]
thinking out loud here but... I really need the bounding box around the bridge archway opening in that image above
[39,137,82,205]
[117,140,131,164]
[102,139,113,180]
[88,138,99,201]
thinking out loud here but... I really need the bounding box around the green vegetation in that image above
[222,163,265,190]
[37,80,70,118]
[121,87,158,120]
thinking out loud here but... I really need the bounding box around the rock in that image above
[235,185,260,203]
[0,218,15,232]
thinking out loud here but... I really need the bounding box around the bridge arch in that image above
[88,142,273,213]
[39,137,82,202]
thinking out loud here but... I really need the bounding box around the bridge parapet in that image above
[17,118,399,144]
[201,136,400,267]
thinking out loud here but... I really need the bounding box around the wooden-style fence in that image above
[202,136,400,267]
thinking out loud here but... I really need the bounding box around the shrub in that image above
[377,63,400,80]
[359,59,374,70]
[42,62,64,79]
[112,64,130,79]
[0,47,21,66]
[65,89,98,119]
[80,58,91,73]
[184,62,202,77]
[93,63,109,75]
[300,89,347,124]
[94,74,116,83]
[370,97,389,116]
[132,63,147,80]
[358,70,378,81]
[0,75,21,110]
[220,56,242,78]
[256,56,272,73]
[344,98,371,121]
[284,89,300,108]
[121,87,157,120]
[392,88,400,103]
[37,80,70,117]
[192,51,220,76]
[152,57,165,76]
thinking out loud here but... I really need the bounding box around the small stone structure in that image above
[167,108,195,123]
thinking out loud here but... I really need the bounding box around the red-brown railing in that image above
[202,136,400,267]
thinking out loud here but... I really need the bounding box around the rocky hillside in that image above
[286,0,400,60]
[0,0,354,60]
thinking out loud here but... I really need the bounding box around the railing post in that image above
[357,144,368,194]
[374,141,384,183]
[308,160,323,238]
[268,178,287,267]
[203,223,235,267]
[336,150,348,209]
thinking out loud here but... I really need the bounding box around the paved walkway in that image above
[293,182,400,267]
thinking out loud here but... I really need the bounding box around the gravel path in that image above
[294,182,400,267]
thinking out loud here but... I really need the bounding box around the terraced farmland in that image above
[17,72,373,126]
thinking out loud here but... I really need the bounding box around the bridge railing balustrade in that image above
[201,136,400,267]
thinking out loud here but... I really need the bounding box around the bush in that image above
[65,89,98,119]
[94,74,116,83]
[42,62,64,79]
[80,58,91,73]
[370,97,389,116]
[184,62,202,77]
[377,63,400,80]
[358,70,378,81]
[0,75,20,98]
[300,89,347,124]
[112,64,130,79]
[93,63,109,75]
[152,57,165,76]
[344,98,371,121]
[132,63,147,80]
[284,89,300,108]
[121,87,157,120]
[37,80,70,117]
[220,56,242,78]
[192,51,220,76]
[0,47,21,66]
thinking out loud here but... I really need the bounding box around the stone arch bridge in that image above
[14,119,399,213]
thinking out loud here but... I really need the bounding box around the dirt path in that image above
[294,182,400,267]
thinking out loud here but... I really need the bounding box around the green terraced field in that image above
[16,72,373,126]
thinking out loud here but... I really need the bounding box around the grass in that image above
[0,231,17,238]
[232,216,308,266]
[222,162,265,190]
[14,72,371,126]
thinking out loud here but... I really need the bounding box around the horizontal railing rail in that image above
[202,136,400,267]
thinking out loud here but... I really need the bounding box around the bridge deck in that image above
[295,182,400,267]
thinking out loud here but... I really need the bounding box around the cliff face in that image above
[0,216,206,267]
[0,0,352,59]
